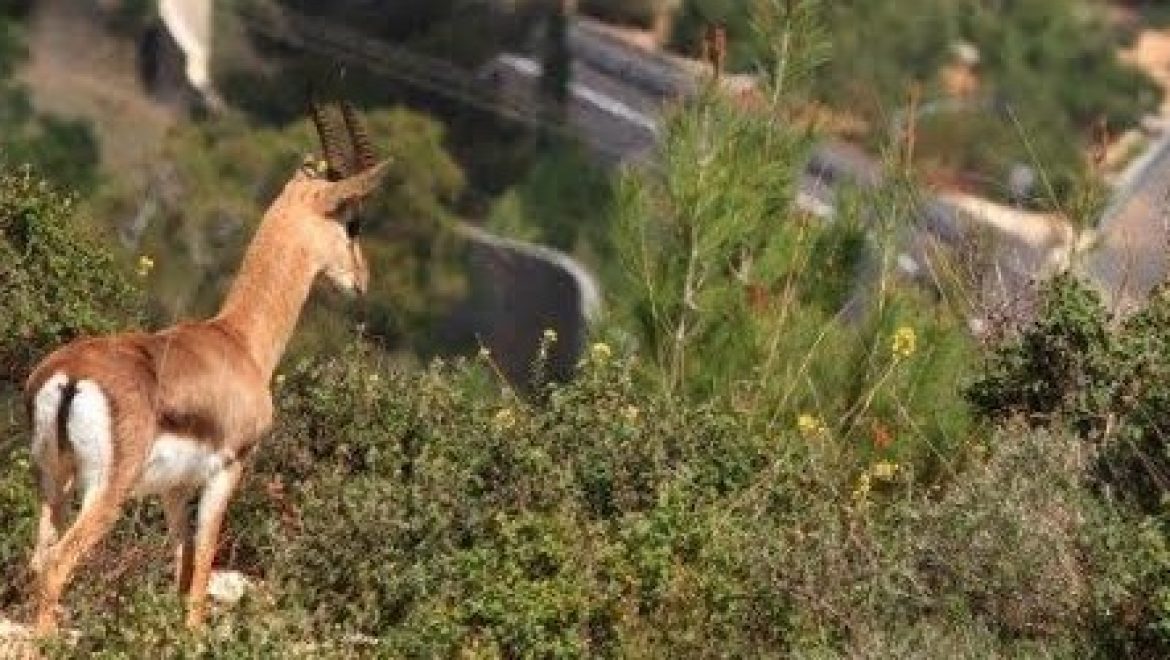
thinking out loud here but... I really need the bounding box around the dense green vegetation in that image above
[4,0,1170,656]
[0,168,142,389]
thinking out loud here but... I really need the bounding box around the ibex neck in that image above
[213,214,319,380]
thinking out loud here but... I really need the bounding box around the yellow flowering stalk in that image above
[620,405,640,423]
[590,342,613,362]
[891,326,916,359]
[493,407,518,431]
[136,255,155,278]
[796,413,827,437]
[870,460,899,481]
[852,473,872,503]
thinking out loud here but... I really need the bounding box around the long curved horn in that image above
[315,159,393,213]
[340,99,378,172]
[308,93,349,181]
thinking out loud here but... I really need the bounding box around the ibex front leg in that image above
[184,461,243,628]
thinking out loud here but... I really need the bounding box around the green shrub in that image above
[0,167,142,388]
[0,442,36,610]
[967,275,1170,509]
[968,274,1170,652]
[239,344,762,655]
[607,5,975,478]
[0,281,1149,657]
[212,346,1121,657]
[0,166,141,624]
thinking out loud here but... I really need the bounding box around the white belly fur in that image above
[134,434,226,497]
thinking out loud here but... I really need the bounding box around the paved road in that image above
[1082,130,1170,312]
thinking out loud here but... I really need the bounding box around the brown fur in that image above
[22,160,388,634]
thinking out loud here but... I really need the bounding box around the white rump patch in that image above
[134,434,227,497]
[30,373,68,463]
[67,380,113,499]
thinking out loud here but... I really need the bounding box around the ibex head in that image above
[287,96,390,296]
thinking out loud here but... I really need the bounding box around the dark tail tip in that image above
[55,379,78,455]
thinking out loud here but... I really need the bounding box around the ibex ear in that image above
[311,159,393,215]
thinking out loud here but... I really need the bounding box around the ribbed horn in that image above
[308,93,349,181]
[316,158,393,212]
[340,99,378,172]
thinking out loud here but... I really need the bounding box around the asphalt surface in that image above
[1083,131,1170,312]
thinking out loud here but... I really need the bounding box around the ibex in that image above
[22,98,388,633]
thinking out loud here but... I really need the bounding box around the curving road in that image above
[1082,129,1170,312]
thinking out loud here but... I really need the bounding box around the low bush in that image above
[968,274,1170,510]
[968,274,1170,653]
[0,166,140,627]
[0,167,142,387]
[0,342,1131,657]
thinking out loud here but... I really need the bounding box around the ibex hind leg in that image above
[30,468,73,577]
[29,374,74,577]
[33,381,147,635]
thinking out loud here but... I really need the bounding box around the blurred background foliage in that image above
[669,0,1159,208]
[0,3,99,192]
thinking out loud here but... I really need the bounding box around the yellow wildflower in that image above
[796,413,827,437]
[870,460,899,481]
[621,405,640,422]
[543,328,558,343]
[493,408,517,431]
[852,473,872,502]
[590,342,613,362]
[891,326,916,359]
[136,255,155,277]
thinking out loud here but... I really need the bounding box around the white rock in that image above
[207,570,252,605]
[0,617,37,660]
